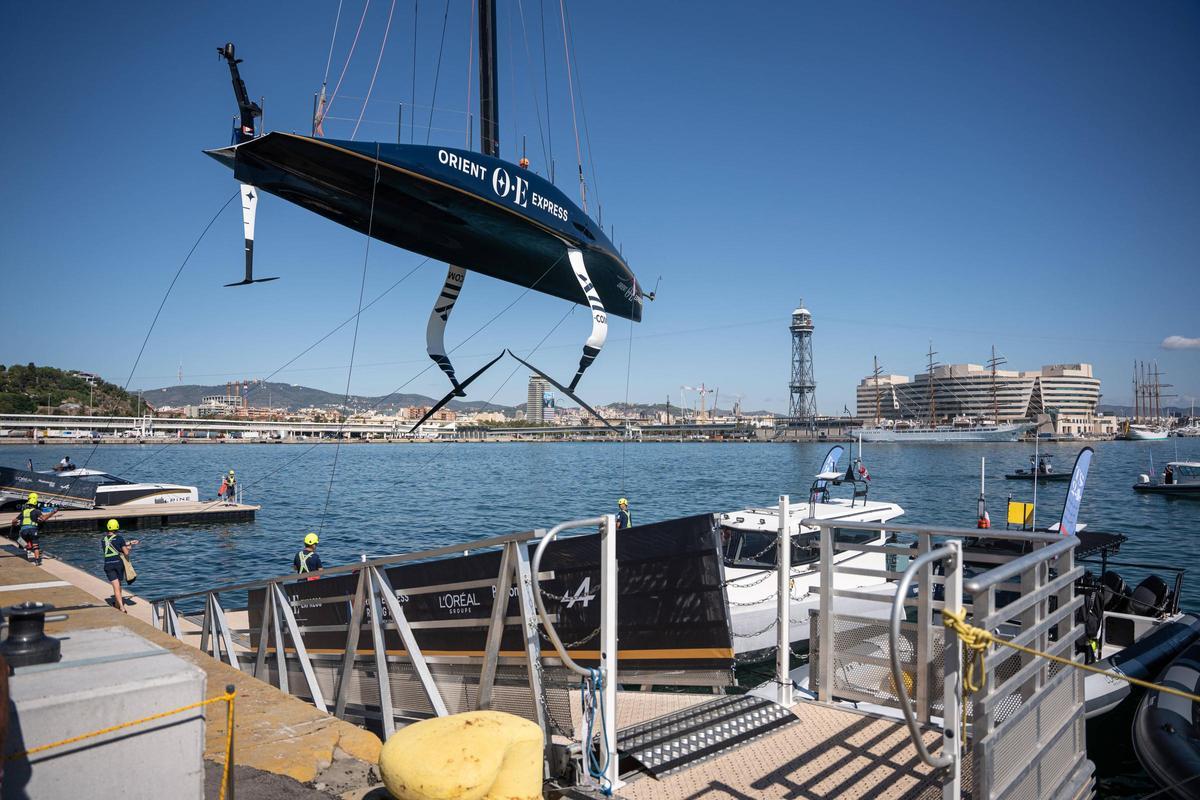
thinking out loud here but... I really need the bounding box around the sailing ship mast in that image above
[987,345,1006,423]
[872,356,883,426]
[926,344,939,425]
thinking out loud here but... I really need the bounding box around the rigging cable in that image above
[321,0,373,129]
[557,0,586,210]
[424,0,451,145]
[192,252,570,515]
[620,315,634,494]
[61,191,239,497]
[320,148,381,534]
[562,1,601,216]
[515,0,551,169]
[410,0,419,143]
[539,0,555,174]
[120,258,430,477]
[352,0,399,140]
[321,0,345,88]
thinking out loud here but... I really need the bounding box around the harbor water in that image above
[8,438,1199,798]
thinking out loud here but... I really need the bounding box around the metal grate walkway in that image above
[617,694,797,778]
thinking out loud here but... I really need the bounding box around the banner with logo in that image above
[1059,446,1094,536]
[247,513,733,672]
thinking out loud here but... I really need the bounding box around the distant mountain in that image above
[144,381,512,413]
[1098,404,1191,417]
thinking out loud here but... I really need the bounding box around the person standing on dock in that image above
[102,520,138,613]
[17,493,53,565]
[294,533,322,577]
[616,498,631,530]
[223,469,238,504]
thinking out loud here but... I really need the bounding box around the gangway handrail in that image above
[962,535,1075,594]
[812,517,1065,544]
[530,516,607,676]
[148,528,539,603]
[530,514,621,793]
[889,543,960,772]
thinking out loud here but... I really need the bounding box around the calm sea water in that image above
[8,437,1199,796]
[15,438,1198,605]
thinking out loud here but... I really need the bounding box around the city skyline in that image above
[2,2,1198,414]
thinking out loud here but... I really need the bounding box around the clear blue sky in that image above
[3,1,1198,414]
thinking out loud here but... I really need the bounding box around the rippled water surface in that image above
[14,438,1197,605]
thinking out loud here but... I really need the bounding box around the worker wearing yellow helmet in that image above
[102,519,139,613]
[221,469,238,505]
[616,497,631,530]
[295,532,323,576]
[17,492,56,565]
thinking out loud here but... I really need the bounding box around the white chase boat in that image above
[718,450,904,660]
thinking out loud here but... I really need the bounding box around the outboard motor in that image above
[1100,570,1129,612]
[1129,574,1171,617]
[1138,473,1151,485]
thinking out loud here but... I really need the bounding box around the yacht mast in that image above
[478,0,500,157]
[1132,361,1140,423]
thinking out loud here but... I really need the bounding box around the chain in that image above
[541,626,600,649]
[731,617,779,639]
[723,570,775,589]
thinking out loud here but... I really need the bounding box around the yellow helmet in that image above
[618,497,628,506]
[107,519,120,531]
[228,470,235,476]
[27,492,38,504]
[304,532,319,546]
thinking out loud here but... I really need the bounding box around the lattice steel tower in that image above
[789,301,818,425]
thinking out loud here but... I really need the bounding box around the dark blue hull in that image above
[206,133,642,322]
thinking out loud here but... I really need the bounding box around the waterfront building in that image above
[855,362,1103,433]
[526,375,553,424]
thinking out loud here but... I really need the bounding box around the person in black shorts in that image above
[102,519,138,613]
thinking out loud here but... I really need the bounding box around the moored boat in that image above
[1133,639,1200,799]
[1134,462,1200,496]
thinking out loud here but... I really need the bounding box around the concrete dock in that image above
[0,546,381,799]
[2,499,257,533]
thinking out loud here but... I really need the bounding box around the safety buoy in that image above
[977,511,991,529]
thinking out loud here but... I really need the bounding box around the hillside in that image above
[0,363,140,415]
[143,381,511,413]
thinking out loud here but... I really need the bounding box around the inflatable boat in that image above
[1133,639,1200,799]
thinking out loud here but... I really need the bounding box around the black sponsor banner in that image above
[0,467,97,507]
[249,514,732,672]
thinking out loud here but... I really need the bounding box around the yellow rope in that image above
[6,688,237,800]
[942,608,1200,705]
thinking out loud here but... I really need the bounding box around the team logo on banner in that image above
[1059,447,1094,536]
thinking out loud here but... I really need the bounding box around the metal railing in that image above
[807,519,1094,800]
[150,528,552,741]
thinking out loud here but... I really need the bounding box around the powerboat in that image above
[1004,453,1072,482]
[718,467,904,661]
[43,469,199,507]
[1134,462,1200,496]
[1133,639,1200,799]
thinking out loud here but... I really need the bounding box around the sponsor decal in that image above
[437,148,568,223]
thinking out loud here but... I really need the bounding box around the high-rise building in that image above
[526,374,552,424]
[788,301,818,425]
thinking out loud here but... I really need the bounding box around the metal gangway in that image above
[150,505,1096,799]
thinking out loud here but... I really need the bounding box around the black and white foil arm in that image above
[567,248,608,392]
[426,264,467,395]
[241,184,257,280]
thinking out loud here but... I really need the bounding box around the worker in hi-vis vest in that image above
[616,497,631,530]
[294,532,323,577]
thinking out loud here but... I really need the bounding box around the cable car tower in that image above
[788,301,818,427]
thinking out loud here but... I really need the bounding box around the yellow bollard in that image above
[378,710,543,800]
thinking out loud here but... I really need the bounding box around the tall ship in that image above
[855,348,1030,443]
[1118,360,1171,440]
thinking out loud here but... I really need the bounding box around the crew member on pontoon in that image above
[616,498,631,530]
[103,519,139,613]
[17,492,53,565]
[57,456,74,471]
[294,533,322,577]
[222,469,237,503]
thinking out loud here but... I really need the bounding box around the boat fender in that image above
[378,710,542,800]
